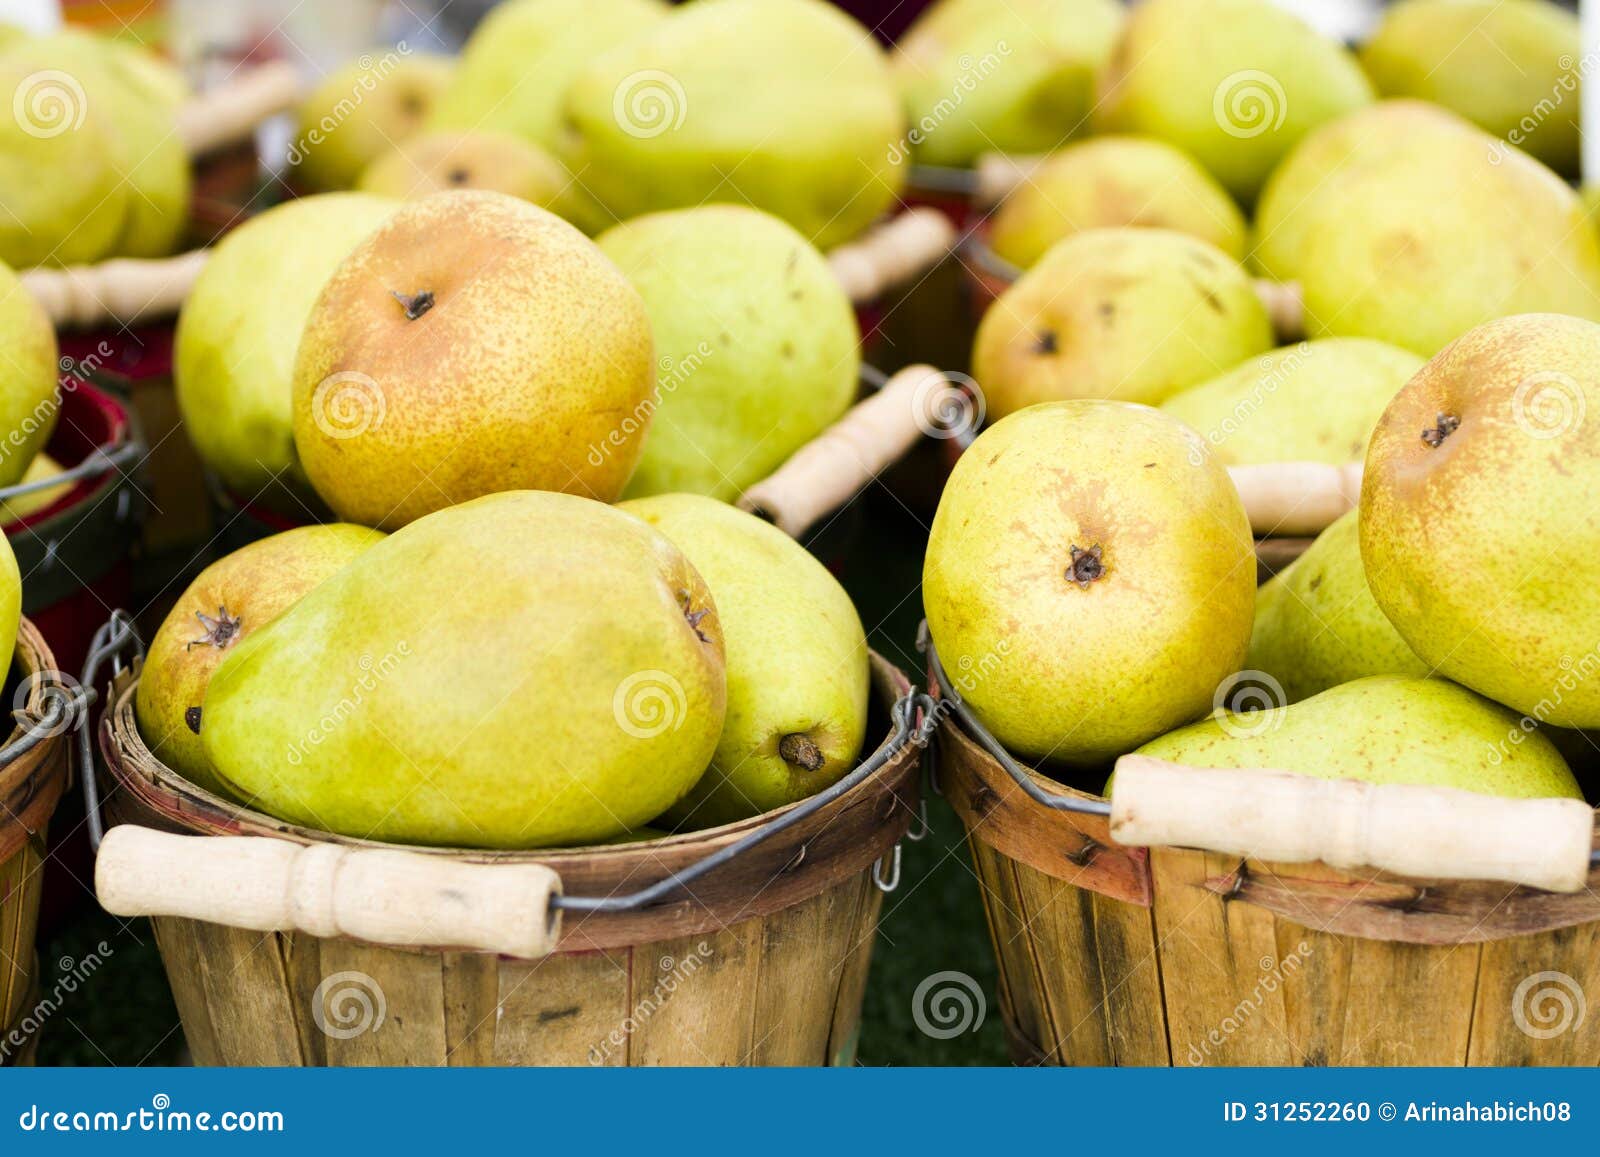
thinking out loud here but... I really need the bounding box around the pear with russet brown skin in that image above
[290,190,655,529]
[136,524,385,796]
[923,400,1256,766]
[1360,313,1600,727]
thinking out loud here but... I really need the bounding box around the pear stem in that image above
[186,605,242,651]
[779,733,825,772]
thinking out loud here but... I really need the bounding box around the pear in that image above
[201,491,727,849]
[599,205,858,502]
[1252,102,1600,355]
[136,524,384,795]
[924,401,1256,766]
[972,228,1274,418]
[1160,338,1423,466]
[561,0,906,249]
[0,453,70,524]
[292,191,654,529]
[1134,676,1582,800]
[175,193,398,506]
[429,0,667,150]
[890,0,1123,168]
[1246,510,1429,704]
[1360,0,1580,177]
[354,129,590,221]
[0,259,59,487]
[1092,0,1372,203]
[622,493,869,828]
[291,53,453,192]
[0,531,18,681]
[989,136,1247,269]
[1361,313,1600,729]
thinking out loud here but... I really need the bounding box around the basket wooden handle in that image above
[1108,756,1595,893]
[829,208,956,303]
[1227,460,1361,537]
[1254,279,1304,341]
[95,825,565,958]
[177,59,301,156]
[738,363,944,537]
[973,152,1043,207]
[22,250,210,328]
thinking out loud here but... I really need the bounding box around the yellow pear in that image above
[355,130,595,226]
[0,453,70,524]
[292,53,452,192]
[0,259,58,486]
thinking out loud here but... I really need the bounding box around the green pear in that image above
[201,491,727,848]
[561,0,906,249]
[1253,102,1600,355]
[175,193,397,506]
[0,259,59,487]
[989,136,1247,269]
[1160,338,1423,465]
[1361,313,1600,729]
[972,228,1274,418]
[890,0,1123,167]
[924,401,1256,766]
[0,531,18,682]
[0,453,70,524]
[1092,0,1372,203]
[1360,0,1580,177]
[621,493,869,828]
[1134,676,1582,800]
[291,53,453,192]
[598,205,858,502]
[292,191,654,529]
[136,524,384,795]
[0,42,129,266]
[1246,510,1429,704]
[429,0,667,150]
[355,130,589,222]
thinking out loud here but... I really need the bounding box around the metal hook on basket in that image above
[905,798,931,842]
[76,611,144,851]
[872,842,902,893]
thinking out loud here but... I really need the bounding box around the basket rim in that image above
[0,618,69,865]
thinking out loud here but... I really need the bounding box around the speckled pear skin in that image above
[1252,102,1600,356]
[1133,676,1583,800]
[923,401,1256,767]
[891,0,1123,168]
[973,228,1274,418]
[291,191,655,529]
[136,524,386,797]
[176,193,398,503]
[0,260,59,487]
[989,136,1247,269]
[600,206,859,502]
[1091,0,1372,203]
[1160,338,1424,466]
[1360,0,1581,177]
[622,494,869,829]
[1360,313,1600,728]
[201,491,727,849]
[1247,510,1428,704]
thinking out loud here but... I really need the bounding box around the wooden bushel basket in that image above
[0,621,71,1059]
[929,645,1600,1067]
[92,654,923,1067]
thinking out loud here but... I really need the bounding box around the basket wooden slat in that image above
[101,654,920,1067]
